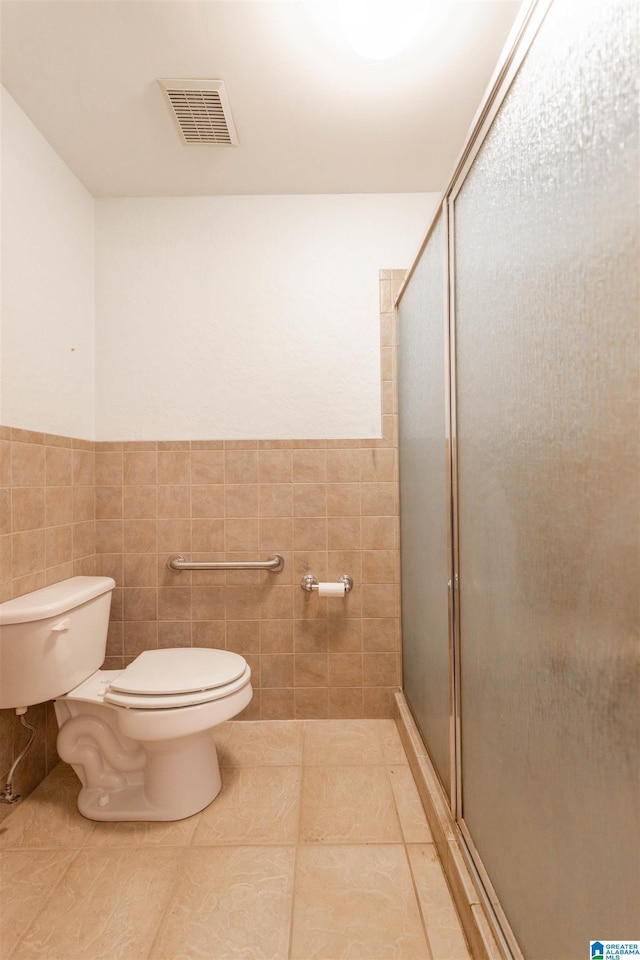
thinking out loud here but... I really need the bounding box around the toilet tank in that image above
[0,576,115,710]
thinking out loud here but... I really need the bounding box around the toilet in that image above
[0,576,252,821]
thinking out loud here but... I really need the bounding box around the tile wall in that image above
[95,434,400,722]
[0,269,405,810]
[0,427,96,816]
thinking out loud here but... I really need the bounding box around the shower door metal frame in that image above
[396,203,457,808]
[446,1,556,957]
[401,0,639,946]
[397,0,554,823]
[397,2,555,956]
[441,197,458,809]
[448,0,554,814]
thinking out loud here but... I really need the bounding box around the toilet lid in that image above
[102,665,251,709]
[107,648,247,697]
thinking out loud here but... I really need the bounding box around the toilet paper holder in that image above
[300,573,354,594]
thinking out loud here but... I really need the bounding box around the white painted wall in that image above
[0,86,95,439]
[1,87,438,441]
[95,193,437,440]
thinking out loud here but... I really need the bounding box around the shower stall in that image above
[396,1,639,958]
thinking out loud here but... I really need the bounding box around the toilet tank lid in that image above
[0,576,116,625]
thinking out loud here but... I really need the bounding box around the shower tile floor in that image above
[0,720,471,960]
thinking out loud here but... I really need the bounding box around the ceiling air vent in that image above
[159,79,239,145]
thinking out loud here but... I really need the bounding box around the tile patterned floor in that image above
[0,720,472,960]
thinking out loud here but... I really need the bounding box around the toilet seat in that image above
[103,668,251,709]
[58,648,251,712]
[52,647,241,710]
[102,648,251,709]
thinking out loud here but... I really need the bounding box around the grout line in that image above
[144,844,191,960]
[384,761,436,955]
[384,728,437,959]
[6,846,82,960]
[286,719,307,960]
[404,842,436,960]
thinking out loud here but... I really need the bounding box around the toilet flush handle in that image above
[51,618,70,633]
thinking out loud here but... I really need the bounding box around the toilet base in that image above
[55,668,252,822]
[55,700,227,821]
[74,734,222,822]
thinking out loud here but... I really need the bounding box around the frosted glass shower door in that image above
[397,215,453,796]
[452,2,639,957]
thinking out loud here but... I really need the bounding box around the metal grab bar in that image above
[167,554,284,573]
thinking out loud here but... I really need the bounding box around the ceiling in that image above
[0,1,522,198]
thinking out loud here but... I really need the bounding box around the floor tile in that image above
[88,811,201,847]
[388,765,433,843]
[299,766,402,843]
[221,720,304,767]
[407,844,472,960]
[303,719,387,765]
[150,846,295,959]
[0,850,76,958]
[0,764,95,850]
[192,766,301,845]
[11,847,182,959]
[290,844,430,959]
[381,720,409,764]
[0,721,472,960]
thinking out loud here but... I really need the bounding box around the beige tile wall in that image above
[0,427,96,817]
[95,435,401,722]
[0,269,405,807]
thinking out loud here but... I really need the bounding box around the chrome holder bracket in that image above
[300,574,354,593]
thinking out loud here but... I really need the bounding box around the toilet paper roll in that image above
[317,582,345,598]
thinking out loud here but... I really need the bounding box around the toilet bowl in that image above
[0,577,252,822]
[55,647,252,821]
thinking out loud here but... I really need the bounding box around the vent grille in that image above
[159,79,238,145]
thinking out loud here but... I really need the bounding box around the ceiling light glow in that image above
[338,0,430,60]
